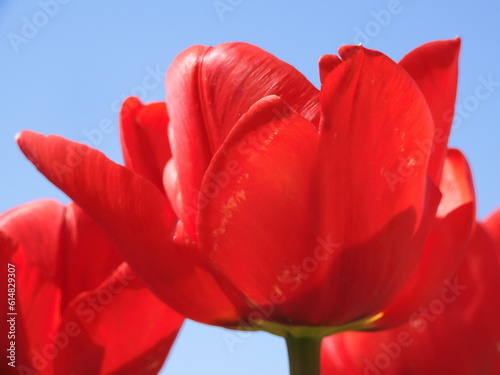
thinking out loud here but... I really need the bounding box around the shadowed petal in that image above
[371,149,475,328]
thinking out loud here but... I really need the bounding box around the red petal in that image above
[0,199,65,374]
[197,96,320,324]
[17,131,244,325]
[59,203,123,311]
[399,38,461,183]
[1,201,182,375]
[312,46,441,323]
[319,45,435,245]
[164,45,212,240]
[372,149,476,328]
[166,42,320,239]
[55,264,183,375]
[120,97,171,191]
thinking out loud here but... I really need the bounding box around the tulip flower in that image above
[0,200,183,375]
[321,208,500,374]
[16,39,475,373]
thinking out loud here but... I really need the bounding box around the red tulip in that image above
[0,200,183,375]
[16,39,475,336]
[321,208,500,374]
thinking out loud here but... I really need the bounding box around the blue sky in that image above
[1,1,499,374]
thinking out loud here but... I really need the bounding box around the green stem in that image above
[286,336,322,375]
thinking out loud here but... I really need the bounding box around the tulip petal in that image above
[55,264,183,375]
[319,45,436,244]
[1,201,183,375]
[308,46,442,324]
[166,42,320,238]
[17,131,245,325]
[0,199,65,374]
[399,38,461,183]
[197,96,321,325]
[59,203,123,311]
[371,149,475,328]
[164,45,212,240]
[120,97,171,191]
